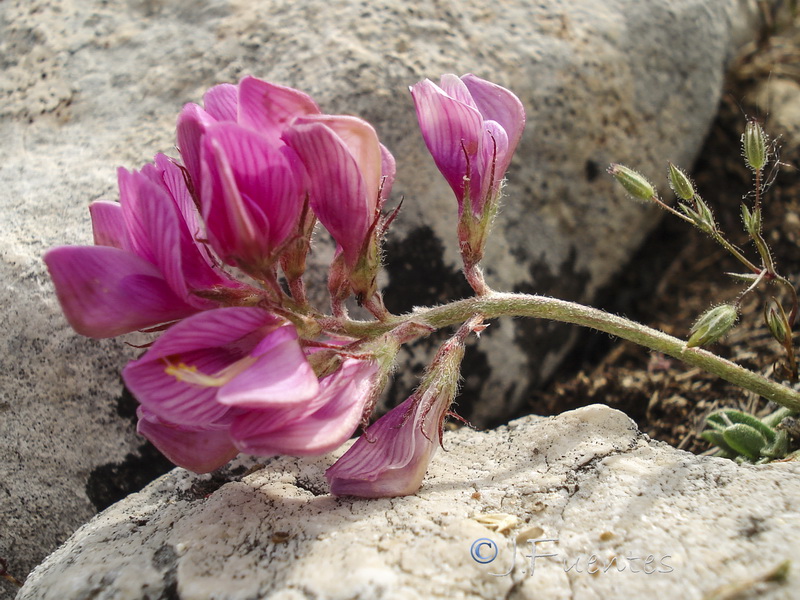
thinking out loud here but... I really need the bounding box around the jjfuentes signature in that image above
[470,538,674,577]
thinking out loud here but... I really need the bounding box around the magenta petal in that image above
[326,395,434,498]
[137,408,238,473]
[123,308,284,425]
[282,121,371,266]
[201,123,303,265]
[89,201,127,249]
[475,120,509,212]
[217,326,319,409]
[410,79,484,206]
[231,358,378,456]
[202,83,239,122]
[238,76,320,138]
[44,245,196,338]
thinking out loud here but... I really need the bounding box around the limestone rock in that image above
[0,0,761,589]
[17,405,800,600]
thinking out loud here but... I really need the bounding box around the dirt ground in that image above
[530,11,800,457]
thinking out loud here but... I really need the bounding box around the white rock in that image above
[18,405,800,600]
[0,0,762,588]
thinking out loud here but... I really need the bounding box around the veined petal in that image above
[461,74,526,162]
[238,76,320,139]
[474,119,509,213]
[299,115,383,201]
[216,326,319,409]
[89,201,127,249]
[410,79,483,207]
[439,73,478,110]
[203,83,238,122]
[123,308,284,425]
[326,395,434,498]
[44,246,196,338]
[282,120,371,266]
[133,306,283,359]
[177,103,217,191]
[137,408,238,473]
[202,123,303,266]
[231,358,378,456]
[379,144,396,202]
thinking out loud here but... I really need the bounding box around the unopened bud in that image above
[687,304,738,348]
[668,163,694,201]
[608,164,655,202]
[742,119,768,171]
[765,299,791,345]
[741,203,761,237]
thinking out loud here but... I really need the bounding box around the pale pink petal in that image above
[216,326,319,409]
[89,201,127,249]
[238,76,320,138]
[461,73,526,161]
[475,120,509,213]
[177,103,217,190]
[202,83,238,122]
[379,144,396,201]
[439,73,478,109]
[137,408,238,473]
[325,395,434,498]
[282,121,371,267]
[44,246,197,338]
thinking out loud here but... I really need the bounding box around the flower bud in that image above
[668,162,694,201]
[742,119,768,171]
[607,164,655,202]
[741,203,762,237]
[687,304,738,348]
[765,299,791,345]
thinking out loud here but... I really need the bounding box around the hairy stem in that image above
[331,291,800,412]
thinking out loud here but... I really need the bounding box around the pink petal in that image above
[231,358,378,455]
[123,308,284,425]
[44,245,197,338]
[238,76,320,138]
[474,120,509,213]
[439,74,478,110]
[216,326,319,409]
[203,83,239,122]
[137,408,238,473]
[410,79,484,208]
[326,395,435,498]
[379,144,396,202]
[177,103,217,191]
[89,201,127,249]
[201,123,303,265]
[461,74,526,162]
[282,120,371,266]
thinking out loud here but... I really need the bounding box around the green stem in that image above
[330,291,800,412]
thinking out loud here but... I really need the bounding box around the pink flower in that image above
[44,154,241,338]
[282,115,396,270]
[123,307,380,472]
[410,74,525,216]
[325,388,449,498]
[176,77,321,273]
[198,122,306,272]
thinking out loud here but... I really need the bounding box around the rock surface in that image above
[0,0,761,590]
[17,405,800,600]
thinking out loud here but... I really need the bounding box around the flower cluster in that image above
[45,74,525,496]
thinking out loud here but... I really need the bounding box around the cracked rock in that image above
[18,405,800,600]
